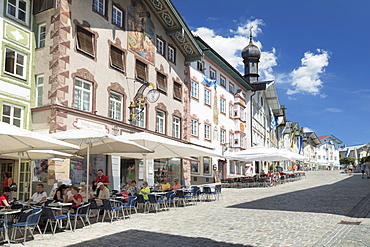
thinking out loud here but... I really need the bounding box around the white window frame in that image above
[35,75,44,107]
[156,110,165,134]
[220,98,226,113]
[156,37,164,56]
[191,80,198,99]
[109,91,122,121]
[135,104,145,128]
[191,119,198,136]
[6,0,28,23]
[220,76,226,87]
[229,82,234,94]
[173,116,180,138]
[209,68,216,79]
[204,124,211,140]
[2,103,23,128]
[74,78,92,112]
[229,103,233,118]
[168,46,175,63]
[37,23,46,48]
[220,129,226,144]
[4,47,26,79]
[229,133,234,147]
[93,0,105,15]
[112,5,123,27]
[204,88,211,105]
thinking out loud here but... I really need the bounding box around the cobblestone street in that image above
[13,171,370,247]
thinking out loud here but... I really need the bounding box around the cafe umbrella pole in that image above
[86,143,91,193]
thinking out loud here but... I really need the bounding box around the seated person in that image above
[0,187,11,207]
[69,186,83,213]
[139,181,150,200]
[50,181,63,198]
[260,170,267,177]
[122,180,132,190]
[79,182,93,203]
[28,184,47,202]
[127,180,140,196]
[161,177,171,191]
[169,179,182,191]
[53,184,68,202]
[96,182,110,199]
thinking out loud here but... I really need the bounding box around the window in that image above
[5,48,26,79]
[220,98,226,114]
[191,81,198,99]
[7,0,27,23]
[156,110,165,134]
[35,75,44,107]
[203,157,211,175]
[112,5,123,28]
[33,0,55,14]
[229,83,234,94]
[156,37,165,56]
[204,88,211,105]
[76,26,95,57]
[240,108,245,121]
[229,133,234,147]
[204,124,211,140]
[229,104,233,118]
[209,69,216,79]
[197,61,204,72]
[168,45,175,63]
[93,0,105,15]
[110,45,124,72]
[240,135,244,148]
[191,119,198,136]
[157,72,167,93]
[220,129,226,144]
[37,23,46,48]
[220,76,226,87]
[2,103,23,128]
[135,104,145,128]
[191,158,199,173]
[173,116,180,138]
[109,92,122,121]
[173,82,182,101]
[74,78,92,112]
[136,60,147,82]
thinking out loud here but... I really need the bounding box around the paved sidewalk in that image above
[11,171,370,247]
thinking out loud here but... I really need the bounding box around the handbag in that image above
[10,182,17,192]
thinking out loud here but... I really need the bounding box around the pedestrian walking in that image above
[361,163,366,178]
[365,162,370,179]
[348,164,353,176]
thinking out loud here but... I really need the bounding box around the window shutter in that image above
[136,60,147,82]
[76,26,95,57]
[110,46,124,71]
[173,82,182,101]
[157,72,167,92]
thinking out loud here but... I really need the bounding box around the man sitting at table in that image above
[0,186,11,207]
[28,184,47,202]
[96,182,110,199]
[169,179,181,191]
[160,177,171,191]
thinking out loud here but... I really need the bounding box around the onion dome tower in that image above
[242,31,261,84]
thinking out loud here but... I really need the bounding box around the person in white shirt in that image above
[28,184,47,202]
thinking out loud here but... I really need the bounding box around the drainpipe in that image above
[250,91,256,147]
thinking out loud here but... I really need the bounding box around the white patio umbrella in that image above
[50,129,153,189]
[0,150,83,160]
[113,132,221,159]
[224,146,291,161]
[0,122,80,199]
[278,149,308,161]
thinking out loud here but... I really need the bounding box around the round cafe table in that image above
[0,208,22,245]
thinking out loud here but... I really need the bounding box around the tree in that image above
[340,157,355,165]
[360,156,370,163]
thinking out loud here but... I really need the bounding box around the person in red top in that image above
[3,172,13,200]
[93,169,110,188]
[0,187,11,207]
[69,186,83,213]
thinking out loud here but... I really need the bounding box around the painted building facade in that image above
[316,134,342,169]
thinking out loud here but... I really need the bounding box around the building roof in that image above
[318,134,343,144]
[338,144,369,152]
[144,0,203,62]
[195,36,254,91]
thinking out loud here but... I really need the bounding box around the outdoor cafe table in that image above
[48,202,72,208]
[0,208,22,244]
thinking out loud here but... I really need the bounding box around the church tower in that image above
[242,32,261,84]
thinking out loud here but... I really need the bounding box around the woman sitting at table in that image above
[169,179,181,191]
[69,186,83,213]
[139,181,150,200]
[79,182,93,203]
[0,187,11,207]
[53,184,67,202]
[127,180,140,196]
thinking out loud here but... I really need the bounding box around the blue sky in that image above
[172,0,370,146]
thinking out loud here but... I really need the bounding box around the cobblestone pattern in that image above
[10,171,370,247]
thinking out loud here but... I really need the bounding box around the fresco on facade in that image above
[127,0,155,63]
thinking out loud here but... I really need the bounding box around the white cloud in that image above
[287,49,329,96]
[325,107,343,113]
[193,19,277,82]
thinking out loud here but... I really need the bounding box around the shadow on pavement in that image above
[67,229,252,247]
[228,174,370,217]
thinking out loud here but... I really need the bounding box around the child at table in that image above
[0,187,10,207]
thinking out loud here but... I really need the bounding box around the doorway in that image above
[0,159,13,193]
